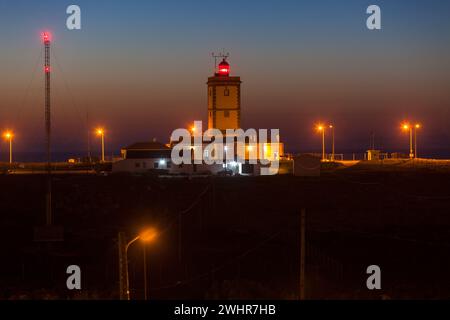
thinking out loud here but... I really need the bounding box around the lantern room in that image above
[217,59,230,76]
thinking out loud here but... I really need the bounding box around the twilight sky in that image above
[1,0,450,158]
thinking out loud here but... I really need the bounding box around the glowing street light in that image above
[96,128,105,162]
[124,228,158,300]
[316,124,326,161]
[401,123,414,159]
[138,228,158,243]
[3,131,13,164]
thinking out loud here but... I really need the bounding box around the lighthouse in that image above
[207,58,241,132]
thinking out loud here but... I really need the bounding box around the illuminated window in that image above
[209,88,212,96]
[224,88,230,96]
[224,110,230,117]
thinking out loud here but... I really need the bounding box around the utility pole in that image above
[9,135,12,165]
[414,124,421,159]
[330,125,335,161]
[100,131,105,162]
[321,129,325,161]
[414,128,417,159]
[300,209,306,300]
[409,126,414,159]
[118,232,129,300]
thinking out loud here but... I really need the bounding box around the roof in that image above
[219,59,229,67]
[123,141,170,150]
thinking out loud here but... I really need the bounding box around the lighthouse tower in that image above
[207,58,241,132]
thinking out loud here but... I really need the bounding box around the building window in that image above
[224,110,230,118]
[209,88,212,96]
[167,161,171,169]
[224,88,230,96]
[135,162,140,168]
[143,162,147,169]
[154,162,159,169]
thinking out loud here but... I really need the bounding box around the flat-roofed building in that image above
[113,141,172,173]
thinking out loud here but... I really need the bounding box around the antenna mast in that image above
[43,31,52,225]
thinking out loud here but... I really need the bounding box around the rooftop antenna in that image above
[211,49,229,71]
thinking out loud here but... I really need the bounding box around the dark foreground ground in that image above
[1,161,450,300]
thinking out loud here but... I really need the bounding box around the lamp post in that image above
[414,124,421,159]
[402,124,414,159]
[143,245,148,300]
[124,228,157,300]
[316,125,325,161]
[329,125,335,161]
[3,131,13,165]
[96,128,105,162]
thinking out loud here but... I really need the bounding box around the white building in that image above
[112,141,172,173]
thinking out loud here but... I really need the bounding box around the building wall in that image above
[112,158,171,173]
[169,163,224,175]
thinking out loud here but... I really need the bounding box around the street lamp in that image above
[3,131,13,165]
[96,128,105,162]
[401,123,414,159]
[124,228,158,300]
[316,124,325,161]
[329,125,335,161]
[414,124,421,159]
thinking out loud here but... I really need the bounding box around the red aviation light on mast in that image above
[44,66,50,73]
[42,31,51,44]
[218,59,230,76]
